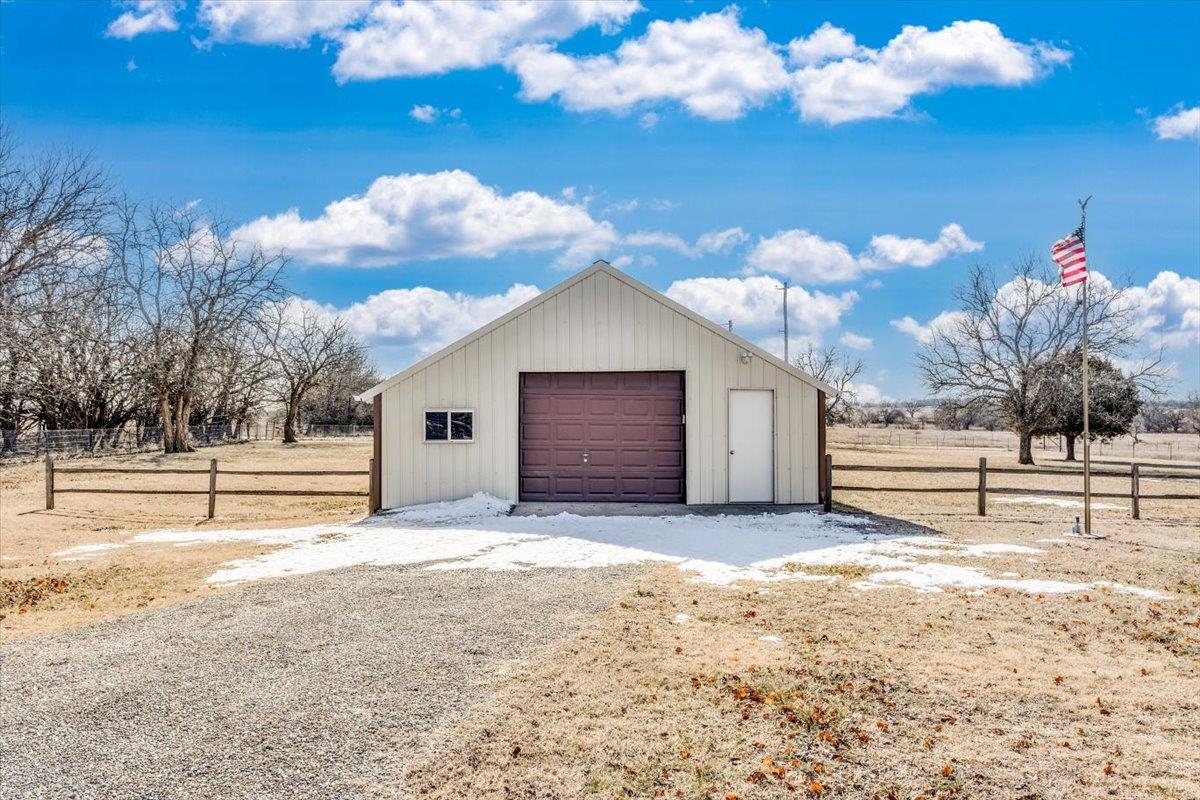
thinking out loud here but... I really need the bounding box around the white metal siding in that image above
[379,269,820,508]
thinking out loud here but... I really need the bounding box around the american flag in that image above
[1051,226,1088,287]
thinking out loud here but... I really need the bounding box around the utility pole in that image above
[727,319,733,332]
[778,280,790,363]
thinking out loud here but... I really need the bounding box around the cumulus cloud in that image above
[198,0,372,46]
[891,270,1199,354]
[1124,270,1200,349]
[839,331,873,349]
[865,223,984,268]
[1153,106,1200,141]
[666,275,857,334]
[507,8,790,120]
[746,223,982,283]
[106,0,182,39]
[790,20,1071,124]
[333,0,641,81]
[336,283,542,356]
[787,22,863,66]
[232,169,618,268]
[889,311,967,346]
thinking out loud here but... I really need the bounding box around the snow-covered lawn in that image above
[122,493,1167,598]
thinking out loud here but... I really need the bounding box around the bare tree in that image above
[116,202,286,453]
[260,300,368,444]
[917,257,1155,464]
[793,343,864,422]
[0,130,109,292]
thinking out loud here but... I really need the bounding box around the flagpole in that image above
[1079,196,1092,536]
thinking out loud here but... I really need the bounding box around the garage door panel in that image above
[520,371,684,502]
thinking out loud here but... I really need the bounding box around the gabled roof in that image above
[357,261,834,400]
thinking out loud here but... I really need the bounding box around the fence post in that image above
[208,458,218,519]
[1131,463,1140,520]
[45,455,54,510]
[823,453,833,513]
[977,457,987,516]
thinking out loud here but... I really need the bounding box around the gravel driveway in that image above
[0,564,642,799]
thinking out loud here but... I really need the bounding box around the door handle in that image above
[582,452,589,463]
[729,450,735,455]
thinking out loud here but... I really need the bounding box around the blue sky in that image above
[3,0,1198,399]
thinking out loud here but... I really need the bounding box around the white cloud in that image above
[126,58,139,72]
[893,270,1199,354]
[840,331,873,350]
[623,226,750,259]
[1124,270,1200,349]
[106,0,182,39]
[787,22,864,67]
[747,229,859,282]
[1153,106,1200,141]
[666,275,857,334]
[865,223,984,268]
[335,283,542,356]
[602,198,640,214]
[623,230,695,255]
[409,104,461,123]
[507,7,790,120]
[333,0,641,82]
[232,169,618,268]
[791,20,1070,125]
[846,380,885,404]
[198,0,372,46]
[890,311,967,346]
[639,111,661,129]
[746,223,982,283]
[696,226,749,254]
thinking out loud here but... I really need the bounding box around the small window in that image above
[450,411,474,441]
[425,410,474,442]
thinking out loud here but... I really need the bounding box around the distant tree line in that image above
[0,132,376,453]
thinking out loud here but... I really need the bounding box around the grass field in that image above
[0,439,371,638]
[2,435,1198,797]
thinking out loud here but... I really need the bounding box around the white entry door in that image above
[728,390,774,502]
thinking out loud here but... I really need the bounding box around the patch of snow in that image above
[1036,538,1071,544]
[996,496,1122,510]
[122,493,1167,601]
[52,543,127,557]
[853,563,1093,595]
[854,564,1170,599]
[376,492,511,524]
[758,635,782,644]
[1000,572,1021,578]
[671,613,691,624]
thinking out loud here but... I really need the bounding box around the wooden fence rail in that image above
[828,456,1200,519]
[45,456,370,519]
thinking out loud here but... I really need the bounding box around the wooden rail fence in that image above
[822,454,1200,518]
[45,456,370,519]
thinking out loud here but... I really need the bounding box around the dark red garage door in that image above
[519,371,684,502]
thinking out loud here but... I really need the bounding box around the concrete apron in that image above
[510,502,820,517]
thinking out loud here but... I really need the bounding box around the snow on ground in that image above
[115,493,1167,598]
[995,496,1123,510]
[52,543,127,557]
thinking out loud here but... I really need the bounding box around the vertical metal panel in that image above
[377,268,820,507]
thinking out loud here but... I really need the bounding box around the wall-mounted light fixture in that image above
[738,349,752,364]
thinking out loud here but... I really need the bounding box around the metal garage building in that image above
[360,261,831,510]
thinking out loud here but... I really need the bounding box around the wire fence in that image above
[829,426,1200,462]
[0,422,372,462]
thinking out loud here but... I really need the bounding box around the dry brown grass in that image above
[398,445,1200,799]
[0,439,371,639]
